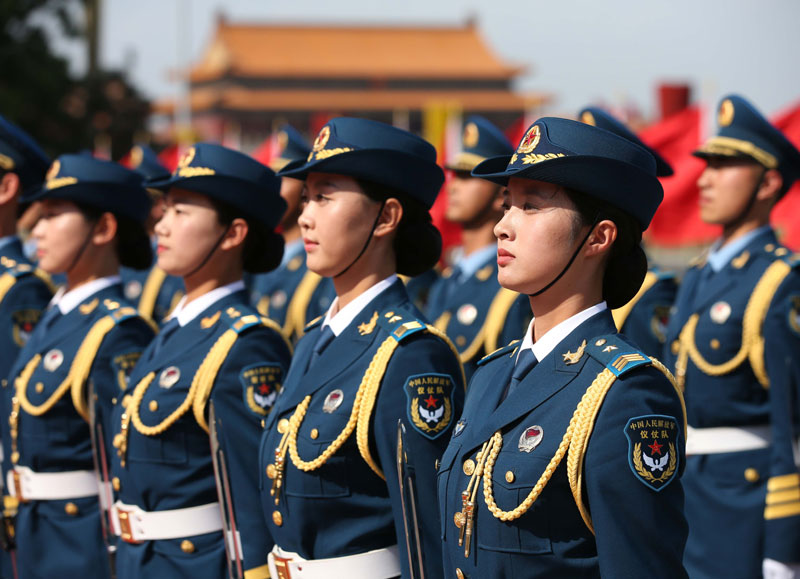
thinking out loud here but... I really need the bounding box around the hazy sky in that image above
[53,0,800,121]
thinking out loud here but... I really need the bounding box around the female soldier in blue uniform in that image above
[6,154,157,578]
[663,95,800,579]
[438,117,689,578]
[260,117,465,579]
[109,143,292,579]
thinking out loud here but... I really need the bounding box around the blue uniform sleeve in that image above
[210,326,291,576]
[761,270,800,563]
[372,332,465,579]
[584,365,689,578]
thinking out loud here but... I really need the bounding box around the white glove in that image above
[763,558,800,579]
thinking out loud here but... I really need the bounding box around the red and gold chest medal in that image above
[240,363,283,416]
[624,415,680,491]
[405,373,455,439]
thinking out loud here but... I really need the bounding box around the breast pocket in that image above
[476,447,553,556]
[436,441,461,542]
[127,426,189,465]
[283,409,351,498]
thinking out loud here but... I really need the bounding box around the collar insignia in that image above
[562,339,587,365]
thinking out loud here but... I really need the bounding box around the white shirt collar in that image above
[322,275,398,336]
[707,225,771,272]
[50,276,122,315]
[517,302,608,364]
[169,280,246,327]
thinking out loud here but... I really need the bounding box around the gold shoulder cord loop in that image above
[483,289,524,354]
[283,271,323,340]
[675,260,791,390]
[612,271,658,331]
[138,266,167,321]
[0,272,18,303]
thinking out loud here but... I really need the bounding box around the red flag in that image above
[251,132,279,165]
[157,145,180,172]
[770,100,800,250]
[640,106,719,246]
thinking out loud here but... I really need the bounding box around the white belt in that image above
[7,466,98,501]
[113,500,222,543]
[686,425,771,455]
[268,544,400,579]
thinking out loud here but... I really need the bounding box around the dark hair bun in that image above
[395,220,441,276]
[244,229,284,274]
[603,244,648,309]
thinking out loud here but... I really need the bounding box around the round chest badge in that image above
[456,304,478,326]
[271,290,287,309]
[518,425,544,453]
[125,280,143,300]
[43,349,64,372]
[709,301,732,324]
[322,389,344,414]
[159,366,181,389]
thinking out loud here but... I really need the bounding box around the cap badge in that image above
[323,389,344,413]
[518,425,544,452]
[313,126,331,152]
[517,125,541,154]
[463,122,479,149]
[581,111,596,126]
[718,99,735,127]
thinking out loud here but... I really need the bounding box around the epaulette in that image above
[477,340,520,366]
[96,299,141,325]
[377,308,426,343]
[223,305,264,334]
[6,263,35,278]
[651,267,676,281]
[303,315,324,333]
[586,334,651,377]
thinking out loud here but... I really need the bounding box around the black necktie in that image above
[501,349,537,403]
[310,325,335,366]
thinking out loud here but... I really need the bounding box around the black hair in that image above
[77,203,152,270]
[208,197,284,274]
[564,188,647,309]
[357,179,441,276]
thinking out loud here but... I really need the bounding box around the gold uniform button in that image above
[765,243,776,252]
[671,340,680,355]
[505,470,515,483]
[462,459,475,476]
[149,400,158,412]
[456,568,465,579]
[1,379,6,388]
[112,477,121,492]
[10,451,19,464]
[744,468,760,482]
[776,248,789,257]
[180,540,195,554]
[310,428,319,440]
[272,510,283,526]
[111,397,117,405]
[35,383,44,394]
[277,419,289,434]
[261,420,265,428]
[434,459,440,471]
[595,338,606,347]
[64,502,79,516]
[456,336,466,347]
[710,339,720,350]
[266,464,277,479]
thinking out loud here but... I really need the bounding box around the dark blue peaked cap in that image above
[694,94,800,189]
[270,125,311,172]
[149,143,286,230]
[472,117,664,229]
[128,144,170,182]
[0,115,50,195]
[22,154,151,223]
[445,115,514,172]
[279,117,444,209]
[579,107,673,177]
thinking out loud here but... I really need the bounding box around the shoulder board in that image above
[303,315,324,332]
[377,308,427,343]
[785,254,800,268]
[97,299,141,325]
[223,304,264,334]
[650,268,676,281]
[6,263,35,279]
[586,334,651,377]
[477,340,520,366]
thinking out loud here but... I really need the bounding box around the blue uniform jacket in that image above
[260,279,465,578]
[612,267,677,359]
[662,228,800,577]
[6,282,155,579]
[110,290,291,579]
[121,264,185,325]
[439,309,688,578]
[426,256,530,380]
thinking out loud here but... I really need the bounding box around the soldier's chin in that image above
[497,269,526,293]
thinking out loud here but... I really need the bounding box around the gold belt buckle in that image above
[273,554,293,579]
[11,471,26,503]
[116,507,141,544]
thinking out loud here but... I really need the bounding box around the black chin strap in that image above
[725,168,767,231]
[528,213,601,298]
[65,222,98,276]
[334,200,386,279]
[183,226,230,280]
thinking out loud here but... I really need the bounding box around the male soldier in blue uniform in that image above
[663,95,800,579]
[578,107,678,358]
[427,116,530,379]
[120,144,185,324]
[248,125,335,341]
[0,116,54,578]
[438,116,688,578]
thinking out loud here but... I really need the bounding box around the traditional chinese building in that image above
[154,15,549,150]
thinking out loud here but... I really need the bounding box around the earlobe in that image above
[92,213,118,245]
[0,173,20,205]
[374,198,403,237]
[587,220,617,256]
[758,169,783,202]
